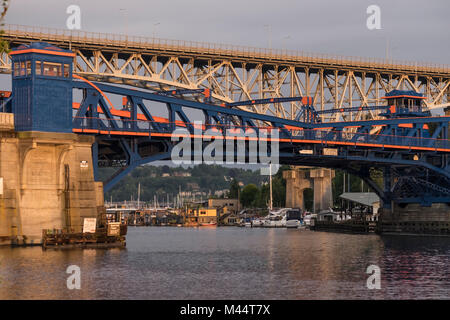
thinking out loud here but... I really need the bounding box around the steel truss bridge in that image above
[3,25,450,208]
[1,24,450,123]
[65,75,450,209]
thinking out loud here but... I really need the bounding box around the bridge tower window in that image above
[35,61,42,75]
[13,62,18,76]
[43,62,62,77]
[26,61,31,75]
[63,64,70,77]
[20,61,25,76]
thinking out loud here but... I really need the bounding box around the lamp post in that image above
[264,24,272,51]
[119,8,128,41]
[153,22,160,39]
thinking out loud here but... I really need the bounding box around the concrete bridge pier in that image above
[283,167,334,212]
[0,119,103,245]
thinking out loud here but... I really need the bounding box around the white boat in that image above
[251,218,264,227]
[264,215,284,227]
[303,214,312,226]
[269,208,291,215]
[263,211,287,227]
[285,209,302,228]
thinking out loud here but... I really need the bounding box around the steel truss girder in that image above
[72,81,450,206]
[2,25,450,122]
[279,149,450,206]
[70,53,450,122]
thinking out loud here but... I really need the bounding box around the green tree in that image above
[240,184,258,208]
[253,183,269,208]
[0,1,10,54]
[228,178,240,199]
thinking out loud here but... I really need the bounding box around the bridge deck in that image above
[72,116,450,153]
[3,24,450,77]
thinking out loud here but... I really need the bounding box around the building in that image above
[339,192,380,218]
[173,171,191,177]
[208,198,240,213]
[186,207,218,225]
[220,213,240,226]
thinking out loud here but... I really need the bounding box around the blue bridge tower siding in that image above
[10,42,74,133]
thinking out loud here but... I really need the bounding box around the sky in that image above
[4,0,450,64]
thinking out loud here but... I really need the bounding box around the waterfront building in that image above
[208,198,240,213]
[186,208,218,225]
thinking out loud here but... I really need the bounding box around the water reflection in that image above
[0,228,448,299]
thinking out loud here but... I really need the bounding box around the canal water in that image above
[0,227,449,299]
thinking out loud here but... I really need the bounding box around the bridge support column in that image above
[0,125,104,245]
[310,168,335,212]
[283,169,312,209]
[283,167,334,212]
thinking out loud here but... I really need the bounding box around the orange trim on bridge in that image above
[73,128,150,136]
[10,48,76,57]
[73,128,450,153]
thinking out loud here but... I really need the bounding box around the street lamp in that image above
[119,8,128,37]
[153,22,160,39]
[282,35,291,52]
[264,24,272,50]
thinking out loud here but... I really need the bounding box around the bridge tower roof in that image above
[381,90,426,100]
[10,42,74,57]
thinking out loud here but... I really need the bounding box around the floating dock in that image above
[42,226,127,249]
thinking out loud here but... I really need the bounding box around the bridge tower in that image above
[11,42,73,132]
[0,43,103,245]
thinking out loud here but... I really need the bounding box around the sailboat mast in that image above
[269,164,273,211]
[137,182,141,209]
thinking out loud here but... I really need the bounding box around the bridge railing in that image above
[4,24,450,74]
[73,116,450,151]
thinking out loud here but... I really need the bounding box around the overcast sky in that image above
[4,0,450,64]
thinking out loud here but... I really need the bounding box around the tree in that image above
[228,178,240,199]
[253,183,269,208]
[240,184,258,208]
[0,1,10,54]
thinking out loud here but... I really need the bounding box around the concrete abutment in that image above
[0,122,103,245]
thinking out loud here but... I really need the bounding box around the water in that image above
[0,227,449,299]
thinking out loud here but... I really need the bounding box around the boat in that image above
[199,222,217,227]
[251,218,265,227]
[303,214,312,226]
[263,212,287,227]
[285,209,303,228]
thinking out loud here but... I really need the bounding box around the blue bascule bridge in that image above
[1,42,450,243]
